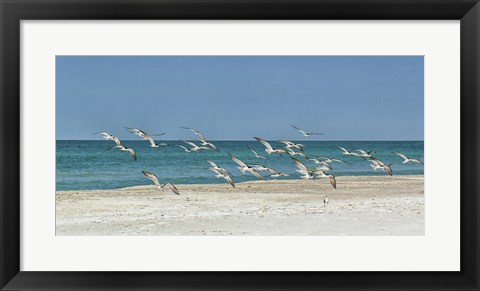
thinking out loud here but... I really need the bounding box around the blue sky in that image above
[56,56,424,141]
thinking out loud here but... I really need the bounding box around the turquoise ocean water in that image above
[56,140,424,191]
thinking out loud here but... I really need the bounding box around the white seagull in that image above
[92,131,121,146]
[209,168,235,188]
[313,169,337,189]
[248,146,269,160]
[393,152,423,164]
[338,146,363,157]
[125,127,166,148]
[141,170,180,195]
[286,148,309,159]
[369,158,394,176]
[229,153,265,180]
[356,149,376,158]
[266,168,289,178]
[107,144,137,161]
[182,141,210,152]
[181,127,217,151]
[308,158,333,170]
[290,157,315,180]
[316,156,350,164]
[254,137,287,156]
[207,160,232,176]
[291,125,324,137]
[176,145,191,152]
[279,140,305,151]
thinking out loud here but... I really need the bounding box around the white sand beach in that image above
[56,175,424,236]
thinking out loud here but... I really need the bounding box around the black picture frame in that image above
[1,0,479,290]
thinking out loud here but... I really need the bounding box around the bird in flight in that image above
[107,144,137,161]
[338,146,363,157]
[392,152,423,164]
[181,141,211,152]
[316,156,350,164]
[181,127,217,151]
[290,157,315,180]
[229,153,265,180]
[278,140,305,151]
[92,131,122,146]
[369,157,393,176]
[207,160,232,176]
[313,169,337,189]
[209,168,235,188]
[247,146,269,160]
[291,125,323,137]
[254,137,288,156]
[356,149,376,158]
[125,127,166,148]
[141,170,180,195]
[308,158,333,170]
[266,168,289,178]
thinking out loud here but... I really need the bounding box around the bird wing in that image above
[127,148,137,161]
[291,125,307,135]
[209,168,221,175]
[183,140,198,148]
[111,135,122,145]
[181,127,206,141]
[338,147,349,153]
[357,149,367,155]
[383,165,393,176]
[254,137,273,150]
[162,183,180,195]
[278,140,292,146]
[207,160,218,167]
[145,135,156,146]
[229,154,248,167]
[291,157,309,175]
[141,170,160,187]
[224,175,235,188]
[328,175,337,189]
[248,169,265,180]
[393,152,408,160]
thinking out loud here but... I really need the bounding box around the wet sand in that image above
[56,175,424,236]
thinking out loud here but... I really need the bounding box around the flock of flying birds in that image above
[92,125,423,196]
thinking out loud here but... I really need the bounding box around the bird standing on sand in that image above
[393,152,423,164]
[254,137,288,156]
[229,153,265,180]
[107,144,137,161]
[125,127,166,148]
[291,125,323,137]
[141,170,180,195]
[324,196,329,204]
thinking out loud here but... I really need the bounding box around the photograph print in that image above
[56,56,424,235]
